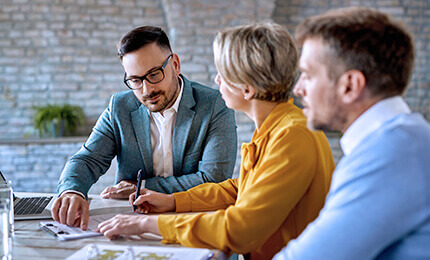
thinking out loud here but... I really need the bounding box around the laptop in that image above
[0,170,55,220]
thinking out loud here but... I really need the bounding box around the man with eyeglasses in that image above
[51,26,237,230]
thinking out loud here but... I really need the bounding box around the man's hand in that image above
[129,188,175,214]
[51,193,89,230]
[96,214,159,240]
[100,180,137,199]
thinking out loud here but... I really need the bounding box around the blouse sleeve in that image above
[173,178,239,213]
[158,126,320,254]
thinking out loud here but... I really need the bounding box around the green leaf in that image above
[32,104,85,137]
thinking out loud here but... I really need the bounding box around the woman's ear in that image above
[242,85,256,100]
[337,70,366,104]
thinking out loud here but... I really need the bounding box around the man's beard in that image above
[144,75,180,113]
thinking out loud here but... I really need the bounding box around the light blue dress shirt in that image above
[274,96,430,259]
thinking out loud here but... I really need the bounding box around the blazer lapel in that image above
[131,106,153,178]
[173,77,196,174]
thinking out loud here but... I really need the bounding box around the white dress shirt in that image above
[148,77,184,178]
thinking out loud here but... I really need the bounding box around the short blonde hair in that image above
[213,23,298,102]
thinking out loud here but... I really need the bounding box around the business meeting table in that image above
[12,193,226,260]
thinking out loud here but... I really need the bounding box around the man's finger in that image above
[117,181,130,188]
[117,186,135,195]
[109,187,135,199]
[100,186,116,198]
[66,200,79,226]
[58,198,70,224]
[51,198,61,222]
[80,201,90,230]
[100,188,109,198]
[73,216,81,227]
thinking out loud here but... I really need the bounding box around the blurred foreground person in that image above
[275,7,430,260]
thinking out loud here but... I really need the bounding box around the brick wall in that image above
[0,138,117,193]
[0,0,167,138]
[273,0,430,121]
[1,0,428,191]
[0,138,83,192]
[162,0,277,177]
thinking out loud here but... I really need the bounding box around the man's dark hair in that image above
[295,7,415,98]
[117,26,172,60]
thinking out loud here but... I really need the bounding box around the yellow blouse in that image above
[158,99,335,259]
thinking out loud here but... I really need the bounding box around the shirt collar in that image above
[149,76,184,118]
[340,96,411,156]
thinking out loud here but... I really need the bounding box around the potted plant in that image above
[33,104,85,138]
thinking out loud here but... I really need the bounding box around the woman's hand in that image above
[96,214,159,240]
[129,188,176,214]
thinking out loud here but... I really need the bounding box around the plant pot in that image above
[49,119,65,138]
[33,104,84,138]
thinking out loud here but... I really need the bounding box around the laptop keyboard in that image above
[15,197,52,215]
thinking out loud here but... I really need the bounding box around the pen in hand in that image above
[133,169,143,212]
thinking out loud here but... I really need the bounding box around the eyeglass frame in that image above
[123,53,173,90]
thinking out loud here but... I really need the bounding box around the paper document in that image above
[88,197,132,215]
[40,211,134,241]
[40,221,102,241]
[66,244,213,260]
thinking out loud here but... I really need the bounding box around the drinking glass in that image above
[0,182,14,237]
[0,199,12,260]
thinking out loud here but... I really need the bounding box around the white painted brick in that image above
[0,0,427,191]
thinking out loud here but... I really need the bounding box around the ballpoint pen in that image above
[133,169,143,212]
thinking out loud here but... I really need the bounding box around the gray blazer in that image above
[57,75,237,198]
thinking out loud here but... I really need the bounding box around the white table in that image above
[12,193,226,259]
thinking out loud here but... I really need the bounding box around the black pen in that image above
[133,169,143,212]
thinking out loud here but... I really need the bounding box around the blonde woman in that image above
[97,23,335,260]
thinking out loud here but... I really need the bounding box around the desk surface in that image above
[12,193,225,260]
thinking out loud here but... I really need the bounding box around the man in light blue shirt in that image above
[275,7,430,259]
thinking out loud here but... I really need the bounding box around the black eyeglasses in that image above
[123,54,173,90]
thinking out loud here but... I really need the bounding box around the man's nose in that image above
[140,80,157,95]
[293,77,305,97]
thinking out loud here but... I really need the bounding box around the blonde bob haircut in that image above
[213,23,299,102]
